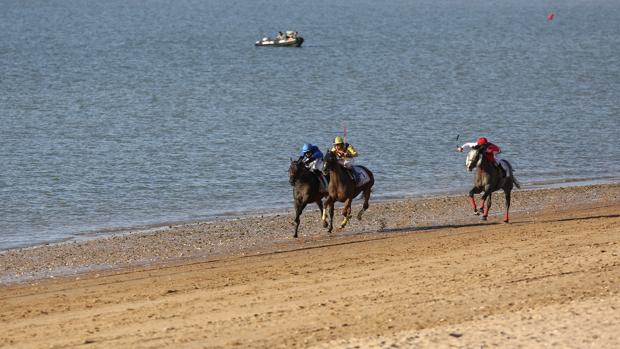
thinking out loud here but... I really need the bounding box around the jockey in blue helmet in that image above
[299,143,324,172]
[299,143,328,190]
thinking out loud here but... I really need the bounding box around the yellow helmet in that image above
[333,136,344,145]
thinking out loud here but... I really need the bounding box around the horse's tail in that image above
[512,174,521,189]
[504,160,521,189]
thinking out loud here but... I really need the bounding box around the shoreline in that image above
[1,182,619,285]
[3,175,618,253]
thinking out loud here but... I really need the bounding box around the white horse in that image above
[465,146,520,222]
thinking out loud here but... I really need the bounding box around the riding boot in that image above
[500,162,511,178]
[321,175,328,190]
[495,162,506,177]
[315,171,328,192]
[346,168,355,182]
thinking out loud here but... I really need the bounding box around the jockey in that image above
[330,136,358,168]
[299,143,324,173]
[458,137,510,177]
[300,143,328,190]
[330,136,358,181]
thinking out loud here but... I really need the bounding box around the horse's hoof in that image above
[481,216,487,221]
[503,219,509,224]
[341,216,351,228]
[474,211,480,216]
[322,221,328,228]
[357,213,363,221]
[293,234,298,238]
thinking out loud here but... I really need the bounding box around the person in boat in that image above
[276,31,284,40]
[457,137,510,177]
[299,143,328,188]
[330,136,358,180]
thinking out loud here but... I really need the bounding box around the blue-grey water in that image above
[1,0,619,250]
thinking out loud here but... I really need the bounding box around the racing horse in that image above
[321,151,374,233]
[289,158,328,238]
[465,145,520,222]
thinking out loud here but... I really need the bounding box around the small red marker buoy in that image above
[547,12,555,21]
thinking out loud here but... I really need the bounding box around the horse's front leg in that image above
[469,187,483,215]
[340,198,353,228]
[316,196,328,228]
[481,191,492,221]
[328,201,335,233]
[322,197,332,226]
[294,201,307,238]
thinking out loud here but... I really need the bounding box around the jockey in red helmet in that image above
[457,137,510,176]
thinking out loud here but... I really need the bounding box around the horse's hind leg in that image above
[504,190,511,223]
[357,187,371,220]
[341,198,353,228]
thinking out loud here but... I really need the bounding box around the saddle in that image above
[496,159,511,178]
[350,166,371,187]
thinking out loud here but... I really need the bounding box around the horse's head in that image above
[322,150,338,175]
[288,158,303,185]
[465,146,484,172]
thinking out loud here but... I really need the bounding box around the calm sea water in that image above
[1,0,619,250]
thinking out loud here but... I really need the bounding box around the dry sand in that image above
[0,184,619,348]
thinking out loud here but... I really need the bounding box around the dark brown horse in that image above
[289,159,327,238]
[321,151,374,233]
[465,145,520,222]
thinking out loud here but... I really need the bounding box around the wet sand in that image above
[0,184,619,348]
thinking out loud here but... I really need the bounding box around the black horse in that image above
[321,151,374,233]
[465,146,520,222]
[289,159,327,238]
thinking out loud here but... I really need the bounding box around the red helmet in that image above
[476,137,488,145]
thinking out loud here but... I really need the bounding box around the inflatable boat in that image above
[255,31,304,47]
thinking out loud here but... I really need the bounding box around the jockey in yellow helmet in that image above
[330,136,358,168]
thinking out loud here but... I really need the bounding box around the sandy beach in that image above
[1,183,619,348]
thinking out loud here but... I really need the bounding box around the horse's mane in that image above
[468,145,487,162]
[290,158,312,179]
[324,150,338,163]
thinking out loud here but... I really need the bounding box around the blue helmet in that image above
[300,143,313,156]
